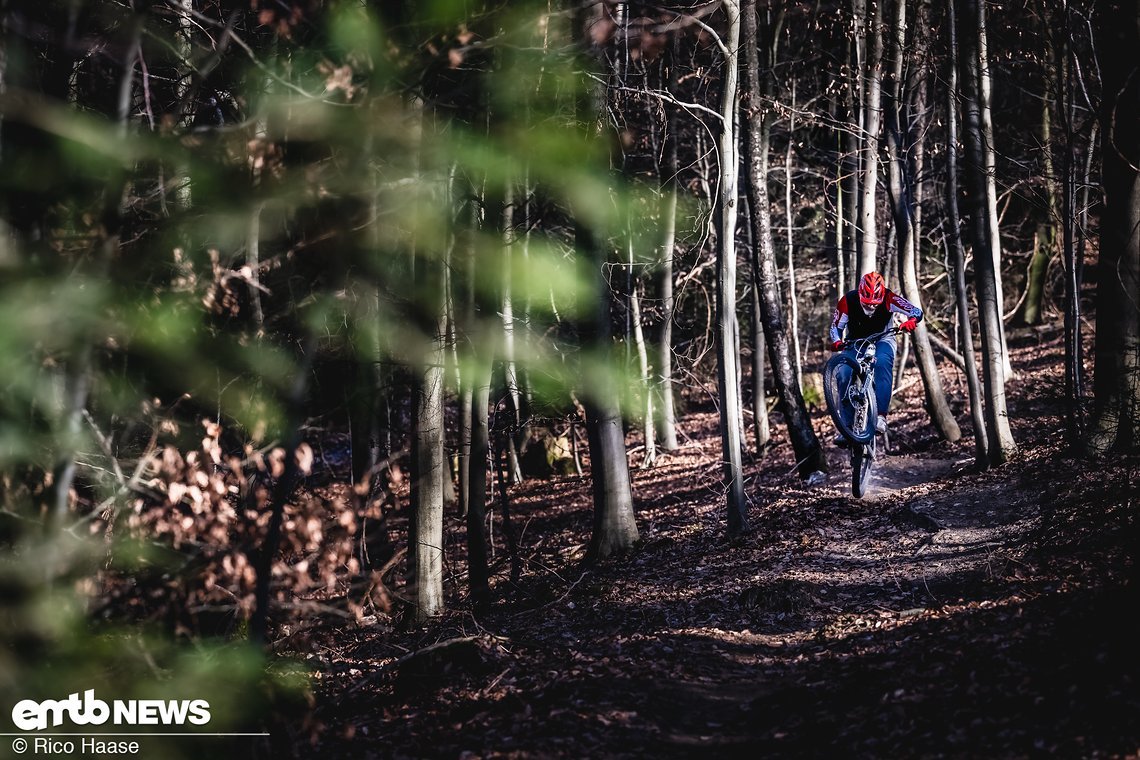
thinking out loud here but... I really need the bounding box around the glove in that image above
[900,317,918,333]
[830,340,844,352]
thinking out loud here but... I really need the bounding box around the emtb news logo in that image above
[11,690,211,731]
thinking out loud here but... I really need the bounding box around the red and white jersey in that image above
[829,288,922,343]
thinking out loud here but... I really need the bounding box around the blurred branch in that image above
[82,409,126,489]
[0,89,150,163]
[585,72,723,123]
[163,1,349,105]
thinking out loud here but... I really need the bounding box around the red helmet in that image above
[858,272,886,307]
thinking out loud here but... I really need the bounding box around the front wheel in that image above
[851,439,874,498]
[824,354,878,445]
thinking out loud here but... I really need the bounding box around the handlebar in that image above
[838,326,903,352]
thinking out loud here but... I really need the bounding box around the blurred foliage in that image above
[0,0,665,738]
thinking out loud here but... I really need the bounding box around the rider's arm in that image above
[886,291,923,322]
[829,297,849,344]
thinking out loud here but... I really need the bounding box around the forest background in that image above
[0,0,1137,756]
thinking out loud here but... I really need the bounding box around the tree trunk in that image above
[716,0,747,534]
[833,123,848,303]
[959,0,1016,466]
[462,181,500,611]
[1087,0,1140,455]
[784,81,802,389]
[845,0,867,285]
[742,0,824,479]
[976,0,1013,380]
[749,273,771,450]
[1061,105,1082,445]
[1018,91,1058,327]
[886,0,961,441]
[49,8,142,523]
[579,222,640,562]
[1055,11,1087,447]
[501,182,524,483]
[350,285,385,489]
[406,104,448,622]
[409,301,446,622]
[655,142,680,452]
[947,0,988,467]
[630,275,656,467]
[457,173,479,518]
[857,0,884,278]
[572,2,639,560]
[173,0,195,211]
[251,339,314,645]
[744,194,771,450]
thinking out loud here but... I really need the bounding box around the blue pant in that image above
[833,338,896,419]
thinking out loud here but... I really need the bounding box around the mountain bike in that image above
[823,326,901,498]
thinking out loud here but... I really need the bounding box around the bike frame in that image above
[831,326,902,497]
[839,326,900,437]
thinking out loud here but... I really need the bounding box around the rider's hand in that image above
[830,340,844,352]
[900,317,918,333]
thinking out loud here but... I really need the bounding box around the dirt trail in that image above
[852,449,961,498]
[306,402,1138,758]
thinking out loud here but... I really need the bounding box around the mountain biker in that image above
[828,271,921,445]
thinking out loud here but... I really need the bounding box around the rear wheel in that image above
[824,354,877,445]
[851,438,874,498]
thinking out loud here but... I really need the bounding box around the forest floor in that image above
[293,325,1139,759]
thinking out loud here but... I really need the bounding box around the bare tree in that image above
[745,195,771,450]
[714,0,748,533]
[655,117,680,453]
[502,182,525,482]
[1016,80,1058,327]
[885,0,961,442]
[742,0,825,479]
[784,81,803,388]
[946,0,989,467]
[843,0,867,285]
[857,0,885,278]
[409,276,446,622]
[579,223,641,562]
[959,0,1017,465]
[1087,0,1140,455]
[975,0,1014,380]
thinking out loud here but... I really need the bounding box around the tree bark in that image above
[655,138,680,452]
[1017,89,1058,327]
[784,81,802,389]
[501,182,524,483]
[251,339,314,645]
[976,0,1013,380]
[409,303,446,622]
[742,0,824,478]
[579,222,640,562]
[857,0,884,278]
[745,194,771,450]
[716,0,747,534]
[948,0,988,466]
[630,274,656,467]
[48,6,142,523]
[1087,0,1140,454]
[456,172,479,518]
[886,0,961,441]
[960,0,1016,465]
[1055,10,1088,447]
[845,0,867,285]
[406,104,448,622]
[464,307,493,609]
[461,180,499,611]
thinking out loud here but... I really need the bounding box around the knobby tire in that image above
[824,354,878,445]
[851,439,874,498]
